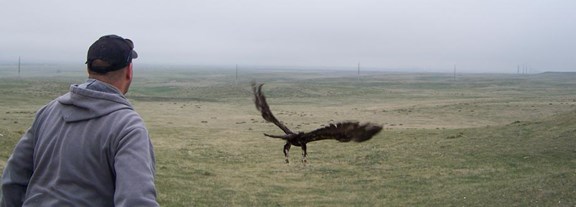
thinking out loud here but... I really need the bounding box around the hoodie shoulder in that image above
[57,84,133,122]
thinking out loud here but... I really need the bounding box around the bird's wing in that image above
[303,121,382,143]
[252,82,294,135]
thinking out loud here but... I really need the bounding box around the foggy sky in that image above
[1,0,575,73]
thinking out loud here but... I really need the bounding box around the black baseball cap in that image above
[86,34,138,74]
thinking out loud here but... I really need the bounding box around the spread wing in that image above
[252,82,294,135]
[303,122,382,143]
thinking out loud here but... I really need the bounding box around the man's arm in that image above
[1,127,36,207]
[113,126,159,207]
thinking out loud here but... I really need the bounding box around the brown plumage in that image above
[252,82,383,163]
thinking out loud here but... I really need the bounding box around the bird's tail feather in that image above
[264,133,287,139]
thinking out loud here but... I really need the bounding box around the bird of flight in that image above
[252,82,383,163]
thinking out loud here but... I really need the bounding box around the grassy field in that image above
[1,66,575,206]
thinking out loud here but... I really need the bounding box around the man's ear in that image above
[126,63,133,81]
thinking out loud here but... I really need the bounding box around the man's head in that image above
[86,35,137,94]
[86,35,138,74]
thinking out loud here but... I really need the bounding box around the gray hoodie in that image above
[1,79,158,206]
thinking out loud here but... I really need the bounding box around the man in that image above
[1,35,159,206]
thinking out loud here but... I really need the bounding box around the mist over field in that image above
[0,62,572,77]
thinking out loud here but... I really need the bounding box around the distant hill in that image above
[540,71,576,75]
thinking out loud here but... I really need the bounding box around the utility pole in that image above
[453,64,456,81]
[357,62,360,81]
[18,56,21,78]
[522,64,526,75]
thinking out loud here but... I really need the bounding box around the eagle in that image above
[252,82,383,163]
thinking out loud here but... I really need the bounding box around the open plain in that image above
[1,65,575,206]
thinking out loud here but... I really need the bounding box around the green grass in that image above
[1,67,576,206]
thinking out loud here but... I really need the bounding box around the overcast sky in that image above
[1,0,575,73]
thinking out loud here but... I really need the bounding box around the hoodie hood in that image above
[57,79,133,122]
